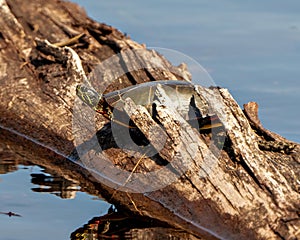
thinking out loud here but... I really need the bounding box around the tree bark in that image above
[0,0,299,239]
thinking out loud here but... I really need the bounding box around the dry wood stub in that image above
[0,0,299,239]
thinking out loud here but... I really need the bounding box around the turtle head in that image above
[76,84,113,120]
[76,85,101,110]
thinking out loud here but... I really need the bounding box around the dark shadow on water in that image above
[31,172,80,199]
[71,206,201,240]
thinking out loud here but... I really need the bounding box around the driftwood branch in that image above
[0,0,299,239]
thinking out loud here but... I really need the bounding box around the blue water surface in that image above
[73,0,300,142]
[0,165,110,240]
[1,1,300,240]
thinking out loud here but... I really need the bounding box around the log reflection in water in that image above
[0,127,199,239]
[31,172,79,199]
[71,206,201,240]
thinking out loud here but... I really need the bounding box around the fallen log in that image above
[0,0,299,239]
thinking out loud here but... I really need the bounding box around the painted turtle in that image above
[76,80,222,130]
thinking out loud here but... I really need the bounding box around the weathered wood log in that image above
[0,0,299,239]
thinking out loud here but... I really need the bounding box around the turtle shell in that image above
[102,80,210,120]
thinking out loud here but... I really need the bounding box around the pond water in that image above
[0,164,110,240]
[1,1,299,239]
[73,0,300,143]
